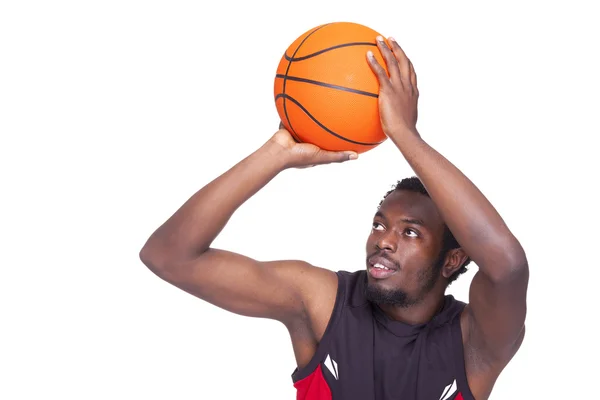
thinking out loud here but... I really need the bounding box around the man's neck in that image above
[378,292,446,325]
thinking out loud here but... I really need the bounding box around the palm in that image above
[270,127,356,169]
[273,129,324,168]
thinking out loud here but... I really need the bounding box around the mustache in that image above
[367,251,401,270]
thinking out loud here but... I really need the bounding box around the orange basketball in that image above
[274,22,389,154]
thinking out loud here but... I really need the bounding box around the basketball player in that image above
[140,36,528,400]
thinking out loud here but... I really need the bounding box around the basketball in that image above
[274,22,389,154]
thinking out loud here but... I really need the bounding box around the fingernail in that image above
[389,36,396,42]
[376,35,384,42]
[367,50,374,58]
[348,153,358,160]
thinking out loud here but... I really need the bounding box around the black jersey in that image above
[292,270,475,400]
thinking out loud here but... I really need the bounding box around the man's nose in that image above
[376,230,397,253]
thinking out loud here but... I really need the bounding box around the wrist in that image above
[258,138,293,171]
[386,126,422,146]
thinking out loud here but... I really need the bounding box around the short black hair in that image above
[378,176,471,284]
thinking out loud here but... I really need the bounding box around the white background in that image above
[1,0,599,399]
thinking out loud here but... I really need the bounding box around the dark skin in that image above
[140,36,528,399]
[367,190,451,325]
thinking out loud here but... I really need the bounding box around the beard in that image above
[365,251,446,308]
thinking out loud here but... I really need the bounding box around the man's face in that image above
[365,190,447,307]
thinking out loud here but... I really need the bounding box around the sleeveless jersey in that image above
[291,270,475,400]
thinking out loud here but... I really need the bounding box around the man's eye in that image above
[372,222,384,231]
[405,229,418,237]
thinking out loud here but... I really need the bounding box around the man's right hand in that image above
[270,125,358,169]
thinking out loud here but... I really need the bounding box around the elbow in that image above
[139,245,154,268]
[501,259,529,284]
[494,255,529,285]
[139,243,192,284]
[139,243,170,278]
[485,242,529,284]
[507,243,529,276]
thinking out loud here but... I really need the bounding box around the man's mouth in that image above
[367,256,399,279]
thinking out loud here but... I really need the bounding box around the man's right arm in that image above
[139,129,355,326]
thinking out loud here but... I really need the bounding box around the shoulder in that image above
[266,260,338,299]
[288,264,340,336]
[292,261,339,301]
[300,268,365,303]
[298,268,367,340]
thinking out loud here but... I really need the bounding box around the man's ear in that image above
[442,248,469,279]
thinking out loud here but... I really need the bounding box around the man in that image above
[139,36,528,400]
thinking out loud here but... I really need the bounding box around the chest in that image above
[321,307,460,400]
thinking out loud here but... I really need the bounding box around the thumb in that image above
[315,149,358,164]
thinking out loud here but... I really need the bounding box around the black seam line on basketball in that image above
[285,42,377,62]
[275,74,378,98]
[283,24,331,139]
[275,94,385,146]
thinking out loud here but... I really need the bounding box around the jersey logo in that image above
[323,354,339,380]
[439,379,457,400]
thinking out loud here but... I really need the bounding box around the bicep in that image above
[465,262,529,360]
[154,248,335,323]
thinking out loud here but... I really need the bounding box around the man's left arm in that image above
[367,36,529,363]
[393,134,529,360]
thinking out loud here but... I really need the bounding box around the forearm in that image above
[390,129,526,276]
[140,139,289,267]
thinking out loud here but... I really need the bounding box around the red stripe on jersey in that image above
[293,364,332,400]
[456,392,464,400]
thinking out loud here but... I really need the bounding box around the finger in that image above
[366,50,391,88]
[409,61,418,94]
[317,149,358,164]
[375,36,400,82]
[280,121,302,142]
[388,37,411,84]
